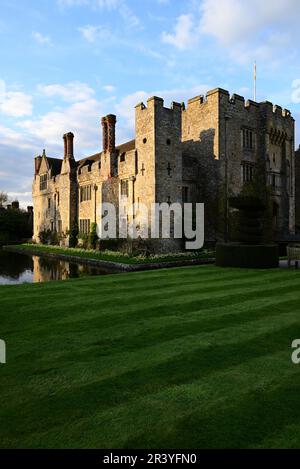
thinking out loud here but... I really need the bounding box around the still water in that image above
[0,249,116,285]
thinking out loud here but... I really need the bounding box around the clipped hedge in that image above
[216,243,279,269]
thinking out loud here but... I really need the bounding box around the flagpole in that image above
[254,61,257,102]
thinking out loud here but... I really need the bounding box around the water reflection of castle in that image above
[32,256,90,282]
[0,250,112,285]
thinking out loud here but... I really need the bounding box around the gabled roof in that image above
[46,157,63,176]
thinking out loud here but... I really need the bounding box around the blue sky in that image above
[1,0,300,207]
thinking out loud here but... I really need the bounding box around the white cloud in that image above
[0,83,211,204]
[60,0,140,28]
[103,85,116,93]
[200,0,300,46]
[0,125,35,149]
[32,32,52,45]
[161,0,300,64]
[162,14,196,51]
[18,98,106,155]
[5,191,33,209]
[0,91,33,117]
[198,0,300,63]
[78,24,111,42]
[292,79,300,104]
[118,2,140,28]
[38,82,95,102]
[0,79,5,106]
[116,84,210,129]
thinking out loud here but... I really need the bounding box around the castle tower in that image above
[134,97,183,249]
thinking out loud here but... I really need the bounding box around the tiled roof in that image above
[47,157,62,176]
[77,139,136,168]
[116,139,135,153]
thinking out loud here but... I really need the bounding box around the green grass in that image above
[11,244,214,265]
[1,265,300,448]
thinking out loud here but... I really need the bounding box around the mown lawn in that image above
[1,265,300,449]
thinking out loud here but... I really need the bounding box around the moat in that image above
[0,249,115,285]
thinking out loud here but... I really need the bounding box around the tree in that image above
[89,223,98,249]
[68,223,79,248]
[0,192,8,206]
[0,208,33,245]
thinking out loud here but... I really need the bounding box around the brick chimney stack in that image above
[107,114,116,153]
[63,134,67,158]
[101,114,117,152]
[35,155,42,175]
[64,132,74,159]
[101,117,108,152]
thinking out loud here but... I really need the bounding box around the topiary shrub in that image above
[217,190,278,268]
[216,243,279,269]
[229,195,265,245]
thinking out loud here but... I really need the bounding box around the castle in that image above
[33,87,296,251]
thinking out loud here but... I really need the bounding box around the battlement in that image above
[183,88,293,120]
[135,96,184,113]
[187,95,205,106]
[207,88,230,98]
[259,101,293,119]
[245,99,259,108]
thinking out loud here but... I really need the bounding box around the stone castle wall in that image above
[33,87,296,250]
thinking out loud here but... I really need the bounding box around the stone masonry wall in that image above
[33,87,296,250]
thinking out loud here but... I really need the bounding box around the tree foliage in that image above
[0,192,8,206]
[0,207,32,245]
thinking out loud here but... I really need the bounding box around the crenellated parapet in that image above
[181,88,293,121]
[135,96,184,114]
